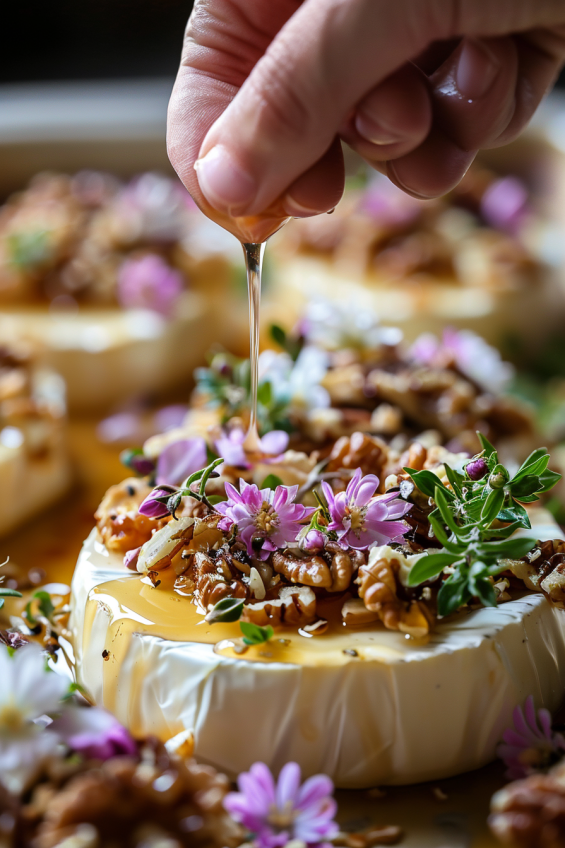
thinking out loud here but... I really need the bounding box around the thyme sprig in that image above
[405,434,561,616]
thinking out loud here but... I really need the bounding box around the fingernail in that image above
[283,194,329,218]
[194,145,256,214]
[456,39,500,100]
[355,112,405,146]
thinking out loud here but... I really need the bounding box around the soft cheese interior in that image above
[71,510,565,788]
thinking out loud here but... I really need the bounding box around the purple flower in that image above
[224,761,338,848]
[498,696,565,780]
[139,486,176,520]
[215,481,314,560]
[466,456,489,481]
[215,428,289,470]
[481,176,529,234]
[51,705,137,762]
[154,404,188,432]
[301,530,326,552]
[123,547,141,570]
[156,438,207,486]
[410,328,513,394]
[117,254,184,318]
[321,468,411,550]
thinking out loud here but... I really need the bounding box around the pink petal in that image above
[353,476,380,507]
[260,430,289,456]
[276,762,301,809]
[156,438,207,486]
[296,774,334,810]
[345,468,363,501]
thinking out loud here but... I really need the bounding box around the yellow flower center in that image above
[254,502,279,535]
[267,800,297,831]
[0,702,25,733]
[347,505,365,532]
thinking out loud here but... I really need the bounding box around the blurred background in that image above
[3,0,565,567]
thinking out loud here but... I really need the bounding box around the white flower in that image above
[259,347,330,411]
[301,299,402,352]
[0,644,68,794]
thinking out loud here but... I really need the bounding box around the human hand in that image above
[167,0,565,219]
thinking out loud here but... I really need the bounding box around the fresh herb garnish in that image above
[405,434,561,616]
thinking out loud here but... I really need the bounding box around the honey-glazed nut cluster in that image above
[356,552,435,639]
[30,742,242,848]
[95,478,167,553]
[490,764,565,847]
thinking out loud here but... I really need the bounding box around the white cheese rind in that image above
[71,519,565,788]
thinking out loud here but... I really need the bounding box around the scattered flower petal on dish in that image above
[51,705,137,762]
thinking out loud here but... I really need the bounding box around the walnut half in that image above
[357,550,433,638]
[242,586,317,627]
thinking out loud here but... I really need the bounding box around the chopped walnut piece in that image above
[357,550,434,638]
[507,540,565,600]
[190,551,249,609]
[341,597,380,626]
[34,744,242,848]
[273,550,332,589]
[322,364,367,407]
[489,770,565,847]
[327,432,388,483]
[95,478,163,553]
[242,586,317,627]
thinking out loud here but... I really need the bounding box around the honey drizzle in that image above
[242,242,265,455]
[80,565,429,711]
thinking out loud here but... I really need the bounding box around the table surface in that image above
[2,418,504,848]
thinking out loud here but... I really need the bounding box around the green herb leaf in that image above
[0,588,23,598]
[444,464,464,497]
[270,324,287,348]
[477,432,497,459]
[407,553,462,586]
[468,568,497,607]
[538,468,562,494]
[260,474,284,491]
[434,486,460,535]
[428,511,461,552]
[34,591,55,620]
[478,537,536,559]
[480,487,505,524]
[205,597,245,624]
[240,622,274,646]
[437,573,470,617]
[511,475,542,499]
[257,381,273,407]
[404,468,454,500]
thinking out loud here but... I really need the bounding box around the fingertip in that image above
[386,127,477,199]
[342,63,432,164]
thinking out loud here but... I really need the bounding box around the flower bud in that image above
[138,485,176,520]
[466,457,488,481]
[489,471,509,490]
[121,449,155,477]
[302,529,326,552]
[123,547,141,571]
